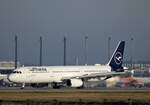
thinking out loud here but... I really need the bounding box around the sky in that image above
[0,0,149,66]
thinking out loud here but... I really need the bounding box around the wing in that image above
[79,72,126,79]
[62,71,129,80]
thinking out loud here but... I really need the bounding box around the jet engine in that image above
[66,79,83,88]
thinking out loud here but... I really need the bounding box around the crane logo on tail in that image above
[114,52,122,65]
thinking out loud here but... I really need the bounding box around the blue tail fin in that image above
[107,41,125,72]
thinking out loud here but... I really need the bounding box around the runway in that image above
[1,87,150,92]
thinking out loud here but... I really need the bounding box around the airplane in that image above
[8,41,127,88]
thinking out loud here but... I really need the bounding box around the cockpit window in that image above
[12,71,22,74]
[12,71,16,73]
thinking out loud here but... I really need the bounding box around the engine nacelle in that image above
[66,79,83,88]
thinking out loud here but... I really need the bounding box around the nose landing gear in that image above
[20,83,25,89]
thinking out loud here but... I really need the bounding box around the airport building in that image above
[123,63,150,77]
[0,61,20,74]
[123,63,150,70]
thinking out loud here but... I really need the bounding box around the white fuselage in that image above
[8,65,111,83]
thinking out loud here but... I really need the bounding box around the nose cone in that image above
[8,74,15,82]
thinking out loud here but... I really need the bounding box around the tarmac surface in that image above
[1,87,150,92]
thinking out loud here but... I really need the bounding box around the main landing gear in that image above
[51,82,61,89]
